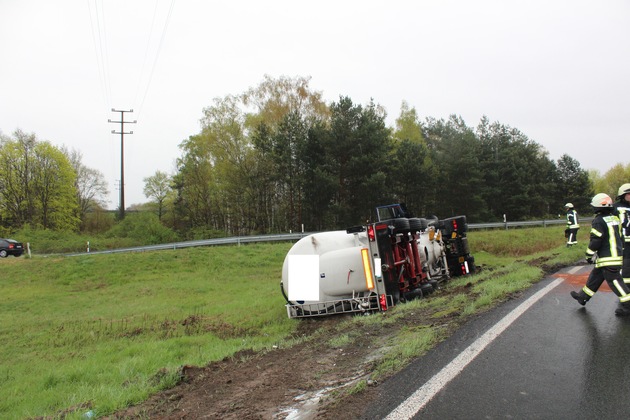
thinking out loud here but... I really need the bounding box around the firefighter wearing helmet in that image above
[570,193,630,316]
[614,183,630,286]
[564,202,579,246]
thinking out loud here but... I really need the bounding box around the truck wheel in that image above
[385,218,410,233]
[420,282,434,295]
[408,218,423,232]
[403,288,424,301]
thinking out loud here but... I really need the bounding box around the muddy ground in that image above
[109,314,397,420]
[107,261,564,419]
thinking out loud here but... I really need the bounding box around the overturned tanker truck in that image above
[280,204,475,318]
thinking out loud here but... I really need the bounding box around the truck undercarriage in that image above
[281,204,475,318]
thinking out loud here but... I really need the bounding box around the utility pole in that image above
[108,109,136,220]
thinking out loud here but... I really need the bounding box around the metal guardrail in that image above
[469,219,560,230]
[63,217,589,256]
[468,217,592,230]
[63,233,309,256]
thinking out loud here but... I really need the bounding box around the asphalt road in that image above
[365,265,630,419]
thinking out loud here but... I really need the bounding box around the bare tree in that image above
[143,170,172,221]
[63,148,109,224]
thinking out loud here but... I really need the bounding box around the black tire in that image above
[408,218,423,232]
[0,250,7,258]
[385,218,410,233]
[420,282,434,295]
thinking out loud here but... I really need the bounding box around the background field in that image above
[0,225,587,419]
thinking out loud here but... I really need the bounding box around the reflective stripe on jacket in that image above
[614,202,630,242]
[566,209,579,229]
[586,213,623,268]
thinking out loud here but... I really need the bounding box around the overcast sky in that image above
[1,0,629,209]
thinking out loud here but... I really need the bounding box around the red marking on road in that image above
[554,271,612,292]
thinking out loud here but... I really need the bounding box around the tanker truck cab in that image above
[440,216,475,276]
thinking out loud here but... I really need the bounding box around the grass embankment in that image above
[0,244,295,419]
[0,225,587,419]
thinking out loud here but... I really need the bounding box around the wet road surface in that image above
[367,265,630,419]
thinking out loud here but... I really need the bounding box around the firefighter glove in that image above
[586,257,594,264]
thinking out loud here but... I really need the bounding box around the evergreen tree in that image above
[328,96,392,226]
[424,116,485,220]
[556,154,592,213]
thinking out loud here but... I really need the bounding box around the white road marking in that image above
[385,278,564,420]
[568,266,582,274]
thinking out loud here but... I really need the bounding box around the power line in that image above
[132,0,161,109]
[136,0,176,119]
[87,0,111,115]
[96,0,112,107]
[88,1,175,211]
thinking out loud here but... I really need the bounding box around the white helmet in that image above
[565,203,574,209]
[617,183,630,199]
[590,193,613,209]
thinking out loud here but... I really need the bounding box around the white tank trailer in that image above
[281,204,475,318]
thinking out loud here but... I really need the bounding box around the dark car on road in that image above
[0,238,24,258]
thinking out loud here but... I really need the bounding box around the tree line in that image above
[4,75,626,238]
[0,129,108,232]
[169,76,594,237]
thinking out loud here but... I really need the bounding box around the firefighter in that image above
[614,183,630,286]
[570,193,630,316]
[564,203,579,246]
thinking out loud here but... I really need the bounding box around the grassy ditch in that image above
[0,225,587,419]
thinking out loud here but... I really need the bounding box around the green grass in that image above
[0,224,589,419]
[0,244,296,419]
[328,333,353,348]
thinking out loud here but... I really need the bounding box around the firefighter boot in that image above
[615,302,630,317]
[570,290,589,306]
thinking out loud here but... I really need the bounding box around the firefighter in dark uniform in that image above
[614,183,630,287]
[570,193,630,316]
[564,203,579,246]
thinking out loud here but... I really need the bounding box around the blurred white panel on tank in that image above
[288,255,319,301]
